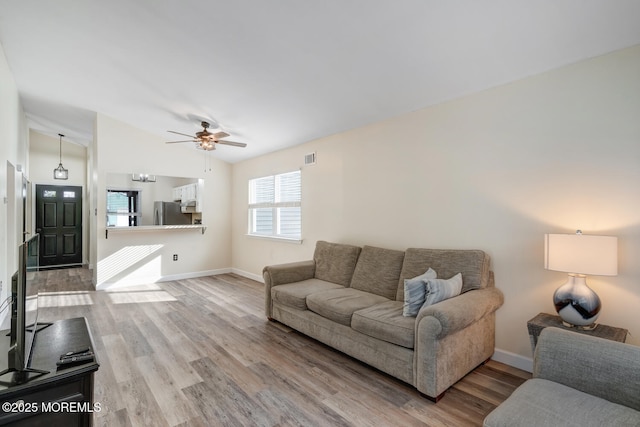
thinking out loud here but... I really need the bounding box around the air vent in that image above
[304,152,316,165]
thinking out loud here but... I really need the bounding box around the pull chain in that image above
[203,150,212,172]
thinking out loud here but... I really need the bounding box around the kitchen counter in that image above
[105,224,206,238]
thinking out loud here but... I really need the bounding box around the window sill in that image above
[246,234,303,244]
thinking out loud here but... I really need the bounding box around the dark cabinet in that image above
[0,318,99,426]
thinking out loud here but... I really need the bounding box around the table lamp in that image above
[544,230,617,329]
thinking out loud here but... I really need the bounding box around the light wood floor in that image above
[34,268,530,427]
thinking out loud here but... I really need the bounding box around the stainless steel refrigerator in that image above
[153,201,192,225]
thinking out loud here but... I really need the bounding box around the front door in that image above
[35,184,82,267]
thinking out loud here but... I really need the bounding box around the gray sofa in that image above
[263,240,504,401]
[484,327,640,426]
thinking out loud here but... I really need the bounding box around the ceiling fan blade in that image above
[166,140,197,144]
[218,140,247,147]
[168,130,197,138]
[212,131,230,139]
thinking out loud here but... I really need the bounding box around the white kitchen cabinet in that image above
[172,181,203,213]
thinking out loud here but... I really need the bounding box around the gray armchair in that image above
[484,327,640,426]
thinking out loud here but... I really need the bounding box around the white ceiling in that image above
[1,1,639,163]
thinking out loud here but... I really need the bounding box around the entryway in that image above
[35,184,82,268]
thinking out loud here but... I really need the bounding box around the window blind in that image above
[248,171,301,239]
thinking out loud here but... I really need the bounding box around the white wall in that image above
[94,114,232,288]
[0,42,28,327]
[232,45,640,365]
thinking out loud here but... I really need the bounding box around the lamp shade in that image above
[544,233,617,276]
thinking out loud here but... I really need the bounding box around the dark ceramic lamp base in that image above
[553,274,601,329]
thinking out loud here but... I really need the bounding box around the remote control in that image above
[60,348,90,358]
[56,354,94,366]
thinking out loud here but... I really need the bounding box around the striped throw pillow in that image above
[402,268,437,317]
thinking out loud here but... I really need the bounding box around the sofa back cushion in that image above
[350,246,405,299]
[396,248,492,301]
[314,241,362,286]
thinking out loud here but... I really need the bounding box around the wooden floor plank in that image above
[118,375,171,427]
[135,355,199,426]
[32,267,530,427]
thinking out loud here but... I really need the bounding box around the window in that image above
[106,189,140,227]
[248,170,301,240]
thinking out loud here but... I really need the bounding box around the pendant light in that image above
[53,133,69,180]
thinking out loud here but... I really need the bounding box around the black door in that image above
[35,185,82,267]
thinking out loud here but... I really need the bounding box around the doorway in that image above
[35,184,83,268]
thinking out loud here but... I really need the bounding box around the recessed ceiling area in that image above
[1,1,639,163]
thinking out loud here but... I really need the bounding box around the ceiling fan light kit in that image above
[166,121,247,151]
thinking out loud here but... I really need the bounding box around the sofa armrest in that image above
[263,260,316,287]
[413,286,503,398]
[263,260,315,317]
[415,287,504,338]
[534,327,640,411]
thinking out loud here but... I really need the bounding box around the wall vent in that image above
[304,152,316,166]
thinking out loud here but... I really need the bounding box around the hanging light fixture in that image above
[53,133,69,180]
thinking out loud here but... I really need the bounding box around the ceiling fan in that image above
[166,121,247,151]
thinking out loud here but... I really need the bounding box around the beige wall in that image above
[232,45,640,366]
[28,131,87,187]
[94,114,232,288]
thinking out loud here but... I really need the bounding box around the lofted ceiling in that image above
[1,1,639,163]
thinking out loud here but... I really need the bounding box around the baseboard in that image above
[492,348,533,373]
[96,268,232,291]
[161,268,232,282]
[230,268,264,283]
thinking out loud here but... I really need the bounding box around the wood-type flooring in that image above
[33,267,530,426]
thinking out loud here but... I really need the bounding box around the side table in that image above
[527,312,628,354]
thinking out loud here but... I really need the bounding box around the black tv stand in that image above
[0,366,49,385]
[0,317,99,426]
[25,321,53,334]
[0,322,54,384]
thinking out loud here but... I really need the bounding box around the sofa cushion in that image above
[483,378,640,427]
[313,241,362,287]
[306,288,389,326]
[271,279,344,311]
[423,273,463,307]
[402,268,437,317]
[350,246,405,299]
[352,301,415,349]
[397,248,491,300]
